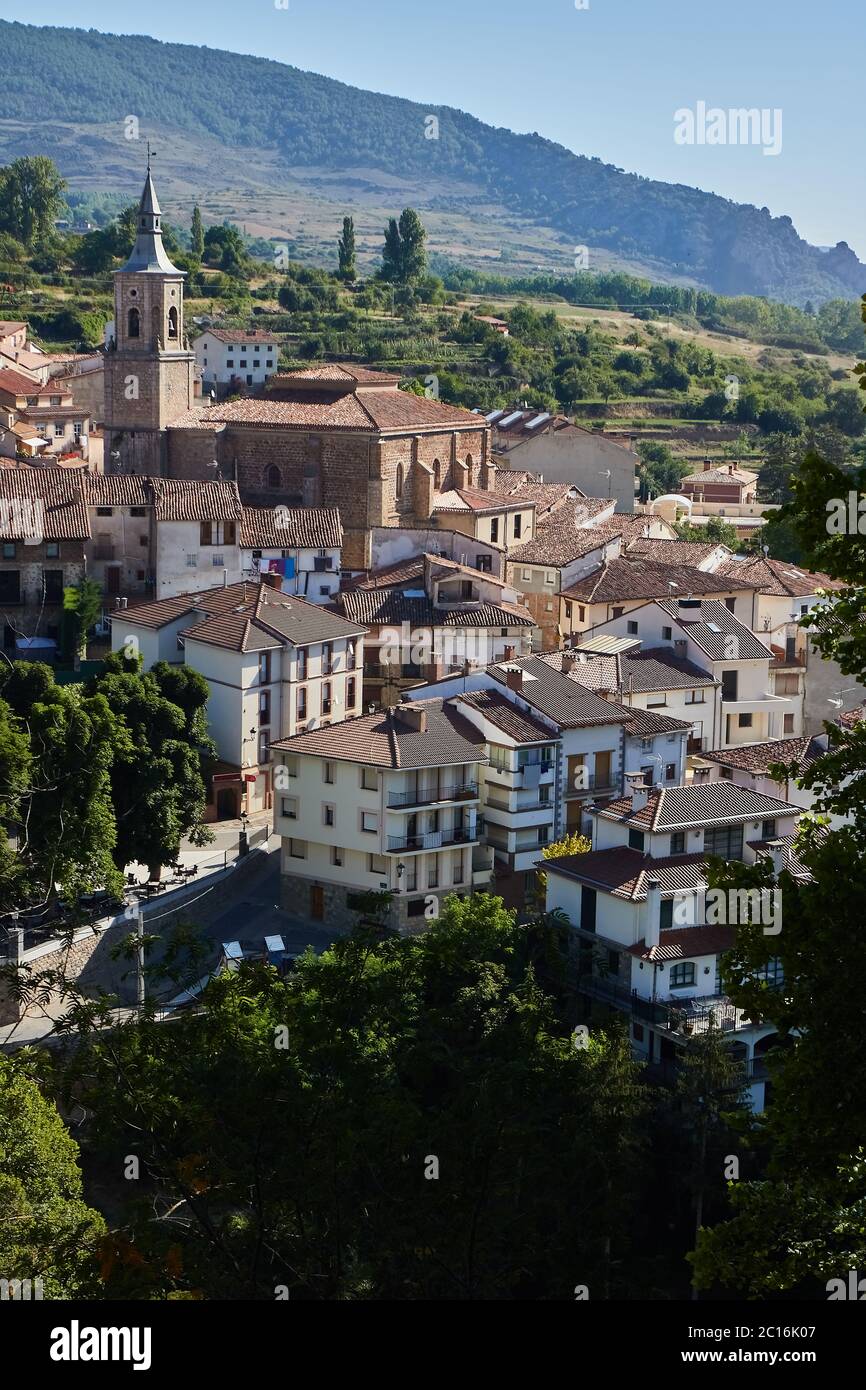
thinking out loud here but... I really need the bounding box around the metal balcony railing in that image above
[387,820,483,853]
[388,783,478,809]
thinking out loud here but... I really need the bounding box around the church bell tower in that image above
[104,156,196,475]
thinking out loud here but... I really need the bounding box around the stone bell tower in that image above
[104,156,196,475]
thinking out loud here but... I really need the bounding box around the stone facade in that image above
[278,870,472,936]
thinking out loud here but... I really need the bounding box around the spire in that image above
[120,152,183,275]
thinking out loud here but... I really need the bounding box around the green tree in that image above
[0,1055,106,1297]
[337,215,356,280]
[190,205,205,259]
[380,208,427,286]
[0,156,66,246]
[87,654,215,880]
[636,440,691,501]
[71,895,649,1299]
[62,577,103,663]
[675,516,740,549]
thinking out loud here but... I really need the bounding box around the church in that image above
[105,168,495,568]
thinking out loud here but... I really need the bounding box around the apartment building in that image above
[559,555,758,641]
[111,577,366,817]
[271,700,492,932]
[0,468,87,658]
[487,409,638,513]
[589,597,802,747]
[335,551,535,703]
[544,781,803,1110]
[193,329,280,394]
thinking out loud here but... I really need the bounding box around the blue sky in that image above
[7,1,864,256]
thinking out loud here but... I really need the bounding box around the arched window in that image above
[127,307,140,340]
[433,458,441,490]
[266,464,282,489]
[395,463,404,499]
[466,454,474,487]
[167,306,179,340]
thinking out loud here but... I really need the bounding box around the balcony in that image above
[564,771,618,800]
[576,973,758,1034]
[388,782,478,809]
[387,820,483,854]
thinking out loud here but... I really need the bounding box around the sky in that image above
[6,0,864,256]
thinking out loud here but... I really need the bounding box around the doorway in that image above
[216,786,238,820]
[310,884,324,920]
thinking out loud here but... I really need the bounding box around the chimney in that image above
[703,459,713,472]
[503,644,515,662]
[769,842,786,876]
[260,570,283,591]
[631,784,649,814]
[505,668,523,693]
[561,653,575,675]
[645,877,662,949]
[677,597,702,623]
[399,704,428,734]
[728,463,735,475]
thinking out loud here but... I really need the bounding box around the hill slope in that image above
[0,20,863,306]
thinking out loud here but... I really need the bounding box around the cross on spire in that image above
[146,141,156,174]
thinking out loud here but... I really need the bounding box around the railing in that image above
[564,772,617,798]
[576,973,747,1033]
[388,783,478,808]
[387,820,483,853]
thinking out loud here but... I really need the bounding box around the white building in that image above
[111,577,367,818]
[544,781,804,1111]
[193,329,280,394]
[271,700,493,932]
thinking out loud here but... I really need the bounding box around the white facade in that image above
[243,547,342,604]
[155,519,244,599]
[194,333,279,391]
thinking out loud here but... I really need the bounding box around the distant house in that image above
[487,408,637,513]
[193,329,280,394]
[680,462,758,506]
[239,506,344,603]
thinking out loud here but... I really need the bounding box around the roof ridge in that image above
[387,709,401,768]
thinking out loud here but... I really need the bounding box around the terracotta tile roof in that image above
[620,647,717,692]
[840,705,866,730]
[596,782,795,832]
[339,588,533,630]
[349,552,510,593]
[544,847,709,900]
[433,486,525,515]
[562,557,756,604]
[183,584,366,653]
[85,476,152,507]
[271,698,487,769]
[700,736,825,775]
[239,506,342,550]
[0,322,27,336]
[627,923,736,961]
[457,689,556,743]
[717,554,843,597]
[682,465,756,485]
[509,508,618,567]
[271,364,401,386]
[627,537,730,567]
[199,329,279,345]
[111,581,264,630]
[539,650,621,692]
[0,366,41,396]
[150,480,243,522]
[0,467,90,540]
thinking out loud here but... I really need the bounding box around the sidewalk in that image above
[122,810,274,886]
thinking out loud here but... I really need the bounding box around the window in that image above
[266,464,282,489]
[361,811,378,834]
[127,307,140,338]
[724,597,736,612]
[537,825,550,846]
[296,687,307,721]
[452,851,464,885]
[662,626,673,641]
[347,677,356,708]
[783,713,795,734]
[490,518,499,544]
[289,839,307,859]
[331,846,343,867]
[433,459,441,489]
[347,640,359,669]
[258,731,269,764]
[259,691,271,726]
[670,962,696,989]
[670,832,685,855]
[313,556,333,572]
[54,422,65,438]
[721,670,738,701]
[43,570,63,602]
[296,650,307,680]
[50,395,61,407]
[427,863,439,889]
[758,958,784,987]
[685,690,705,705]
[322,643,333,676]
[167,306,178,340]
[739,713,753,729]
[641,737,653,753]
[513,514,522,538]
[96,507,113,517]
[227,360,234,369]
[665,763,677,781]
[761,819,777,840]
[628,828,645,851]
[627,620,639,635]
[522,568,532,581]
[321,682,332,716]
[395,463,404,499]
[323,804,336,827]
[612,607,625,620]
[633,1022,645,1043]
[539,784,551,805]
[475,553,492,573]
[369,854,387,875]
[564,602,572,620]
[186,554,198,566]
[1,542,15,560]
[361,767,377,791]
[323,761,335,785]
[704,824,744,860]
[281,797,298,820]
[544,571,556,586]
[46,542,59,558]
[282,755,299,779]
[260,651,271,683]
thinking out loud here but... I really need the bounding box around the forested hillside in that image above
[0,20,863,307]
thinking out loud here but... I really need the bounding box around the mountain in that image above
[0,20,863,307]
